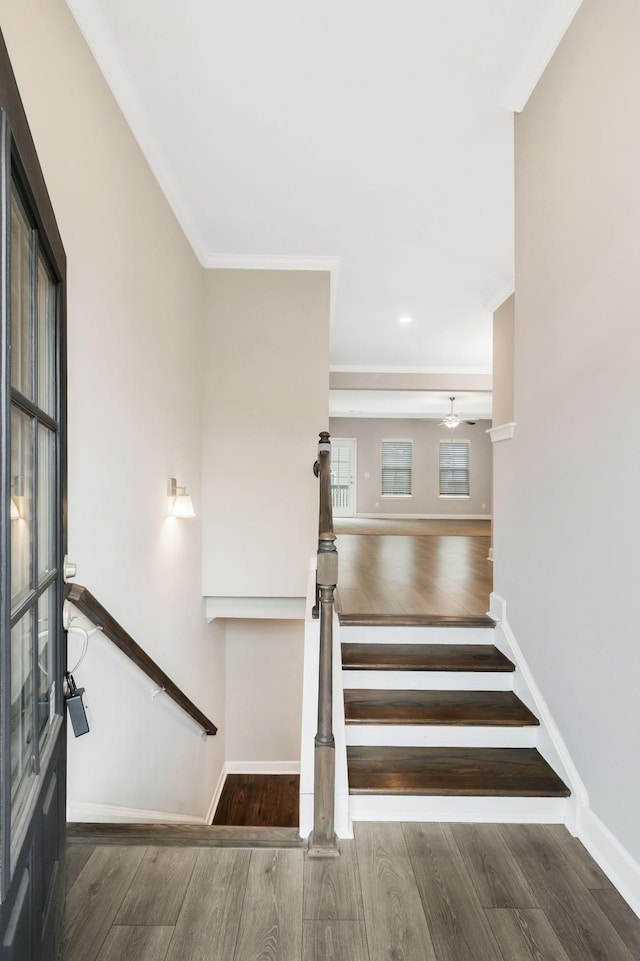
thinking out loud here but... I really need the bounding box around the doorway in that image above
[330,437,357,518]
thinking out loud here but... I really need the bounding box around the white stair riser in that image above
[349,794,568,824]
[342,671,513,691]
[345,725,538,749]
[340,626,496,645]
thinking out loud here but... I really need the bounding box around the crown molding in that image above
[330,365,492,376]
[66,0,210,264]
[204,254,340,272]
[500,0,584,112]
[487,422,516,443]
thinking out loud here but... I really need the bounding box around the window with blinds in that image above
[381,440,412,495]
[439,440,470,496]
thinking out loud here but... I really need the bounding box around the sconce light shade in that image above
[10,497,20,520]
[168,477,196,518]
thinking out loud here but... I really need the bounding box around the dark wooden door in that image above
[0,29,67,961]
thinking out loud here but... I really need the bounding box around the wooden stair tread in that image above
[342,643,514,672]
[66,823,305,848]
[343,690,539,726]
[347,746,570,797]
[339,613,495,628]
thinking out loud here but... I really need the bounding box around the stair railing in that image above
[308,431,339,857]
[65,583,217,735]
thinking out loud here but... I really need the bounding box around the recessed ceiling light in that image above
[398,316,412,324]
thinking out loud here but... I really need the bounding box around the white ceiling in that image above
[66,0,581,375]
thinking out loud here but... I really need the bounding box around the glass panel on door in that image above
[10,611,34,834]
[331,439,356,517]
[37,586,57,750]
[10,407,33,608]
[10,187,32,399]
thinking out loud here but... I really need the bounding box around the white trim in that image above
[577,806,640,918]
[487,422,516,443]
[356,512,491,521]
[205,765,228,825]
[345,725,537,749]
[205,596,305,621]
[65,1,210,264]
[489,593,589,824]
[349,794,568,824]
[204,254,340,272]
[330,364,493,375]
[484,281,515,313]
[500,0,585,112]
[225,761,301,775]
[66,800,205,824]
[487,547,494,562]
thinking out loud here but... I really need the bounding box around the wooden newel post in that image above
[308,432,340,857]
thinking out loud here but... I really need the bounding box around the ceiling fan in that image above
[440,396,477,428]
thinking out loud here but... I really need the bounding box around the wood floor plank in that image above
[114,847,198,925]
[303,839,364,920]
[213,774,300,827]
[61,846,147,961]
[164,848,251,961]
[498,824,636,961]
[591,888,640,958]
[543,825,613,890]
[302,921,370,961]
[65,843,95,893]
[66,822,304,847]
[233,849,303,961]
[354,822,437,961]
[485,908,572,961]
[95,926,174,961]
[449,823,538,908]
[403,823,504,961]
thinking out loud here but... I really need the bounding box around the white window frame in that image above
[381,439,413,498]
[439,439,471,498]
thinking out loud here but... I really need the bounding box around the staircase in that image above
[339,613,570,824]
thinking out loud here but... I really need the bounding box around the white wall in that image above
[329,417,492,516]
[495,0,640,862]
[225,620,304,766]
[202,269,330,598]
[0,0,225,818]
[492,295,514,427]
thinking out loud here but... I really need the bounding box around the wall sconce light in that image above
[168,477,196,518]
[10,497,20,520]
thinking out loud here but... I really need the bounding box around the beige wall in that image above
[494,0,640,861]
[0,0,224,817]
[202,269,330,598]
[329,417,492,516]
[225,620,304,764]
[492,294,515,426]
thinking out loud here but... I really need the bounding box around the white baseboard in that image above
[577,805,640,918]
[225,761,301,775]
[205,765,228,825]
[356,513,491,521]
[66,800,205,824]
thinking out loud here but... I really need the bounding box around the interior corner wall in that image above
[202,269,330,599]
[0,0,225,817]
[225,619,304,765]
[492,295,515,426]
[329,417,492,516]
[494,0,640,862]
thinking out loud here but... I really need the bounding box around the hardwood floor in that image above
[61,823,640,961]
[212,774,300,828]
[335,528,492,617]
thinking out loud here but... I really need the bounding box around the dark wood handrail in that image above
[66,583,217,735]
[308,431,339,857]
